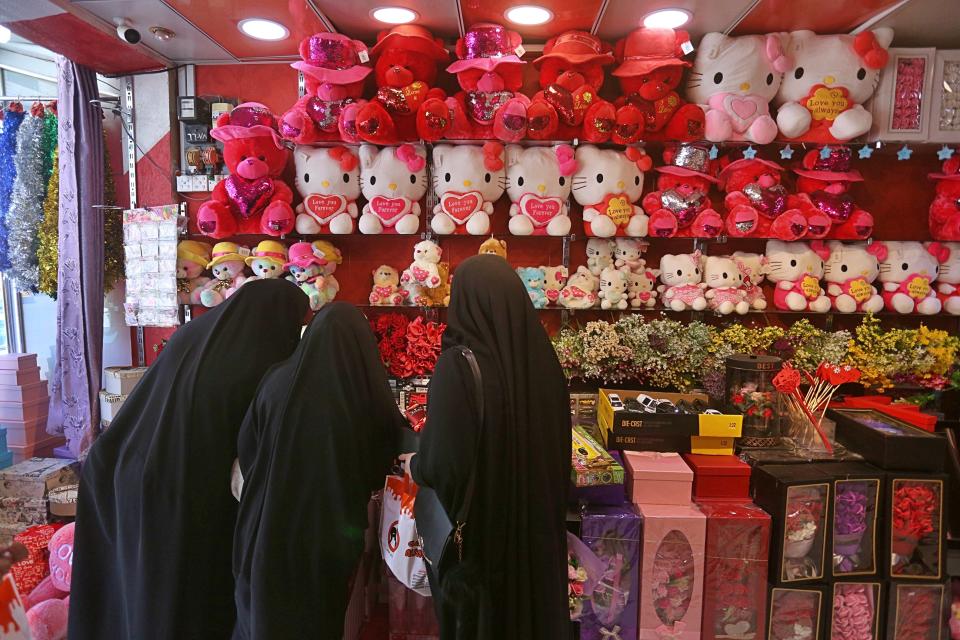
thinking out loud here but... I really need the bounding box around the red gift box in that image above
[698,501,771,640]
[8,522,63,596]
[683,454,752,502]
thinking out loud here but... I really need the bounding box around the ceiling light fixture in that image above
[642,8,692,29]
[149,26,176,42]
[0,26,10,45]
[371,7,418,24]
[238,18,289,41]
[505,5,553,25]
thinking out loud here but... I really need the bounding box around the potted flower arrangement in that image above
[833,482,870,573]
[891,481,938,562]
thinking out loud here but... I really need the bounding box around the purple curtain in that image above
[48,57,104,457]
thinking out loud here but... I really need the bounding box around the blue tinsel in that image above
[0,109,25,271]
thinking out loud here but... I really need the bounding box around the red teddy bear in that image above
[719,155,810,240]
[280,33,371,144]
[349,25,448,144]
[929,157,960,240]
[418,23,532,142]
[527,31,620,143]
[612,27,705,144]
[197,103,295,239]
[794,147,873,240]
[642,144,723,238]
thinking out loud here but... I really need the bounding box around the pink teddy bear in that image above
[25,523,73,640]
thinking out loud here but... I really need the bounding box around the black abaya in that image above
[232,302,406,640]
[411,255,571,640]
[69,279,308,640]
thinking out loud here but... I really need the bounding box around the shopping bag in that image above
[0,574,32,639]
[381,474,430,597]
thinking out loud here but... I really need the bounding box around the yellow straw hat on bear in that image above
[207,242,247,269]
[177,240,212,268]
[245,240,288,268]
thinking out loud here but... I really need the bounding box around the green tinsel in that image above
[41,111,57,184]
[7,113,47,291]
[103,136,123,292]
[37,148,59,298]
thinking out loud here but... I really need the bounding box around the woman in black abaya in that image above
[69,279,308,640]
[411,255,571,640]
[232,302,406,640]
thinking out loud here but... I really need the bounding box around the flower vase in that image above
[891,528,920,557]
[783,536,816,559]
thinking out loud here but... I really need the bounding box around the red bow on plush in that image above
[853,32,889,70]
[625,147,653,172]
[482,141,504,171]
[328,145,358,171]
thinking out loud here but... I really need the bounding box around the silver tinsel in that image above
[7,114,46,291]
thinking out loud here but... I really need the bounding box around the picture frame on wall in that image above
[869,48,935,141]
[929,49,960,142]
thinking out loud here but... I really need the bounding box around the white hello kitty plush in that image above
[823,241,885,313]
[704,255,750,315]
[401,239,443,289]
[686,33,791,144]
[294,145,360,234]
[505,144,576,236]
[614,237,649,272]
[935,242,960,315]
[586,238,616,276]
[431,143,506,235]
[775,29,893,141]
[628,268,658,309]
[559,266,599,309]
[658,252,708,311]
[358,144,428,235]
[731,251,768,310]
[540,265,569,306]
[573,145,650,238]
[765,240,831,312]
[876,241,944,315]
[598,267,630,310]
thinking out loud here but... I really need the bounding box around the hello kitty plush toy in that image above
[199,242,249,308]
[294,145,359,234]
[401,240,443,289]
[794,147,873,240]
[658,252,708,311]
[628,269,658,308]
[280,33,372,144]
[559,266,599,309]
[704,255,750,315]
[719,154,811,240]
[176,240,212,305]
[928,157,960,240]
[598,267,630,310]
[358,144,427,235]
[935,242,960,315]
[775,29,893,142]
[822,240,885,313]
[516,267,549,308]
[586,238,616,276]
[419,23,531,142]
[574,145,651,238]
[614,237,649,271]
[642,144,723,238]
[431,142,506,235]
[245,240,288,281]
[505,144,576,236]
[284,241,329,311]
[540,265,569,305]
[370,264,407,306]
[876,241,945,315]
[765,240,831,312]
[731,251,768,310]
[686,33,791,144]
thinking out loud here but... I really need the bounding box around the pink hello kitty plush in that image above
[936,242,960,315]
[765,239,831,312]
[642,144,723,238]
[877,241,945,315]
[704,255,750,315]
[358,144,428,235]
[823,241,885,313]
[658,252,708,311]
[506,144,576,236]
[293,145,360,235]
[25,523,73,640]
[574,145,652,238]
[431,142,506,235]
[686,32,791,144]
[731,251,769,310]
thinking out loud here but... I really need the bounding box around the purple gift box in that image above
[578,504,641,640]
[572,451,627,507]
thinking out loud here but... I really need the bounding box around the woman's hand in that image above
[398,453,416,477]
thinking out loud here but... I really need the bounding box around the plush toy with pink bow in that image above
[935,242,960,315]
[876,241,944,314]
[686,33,791,144]
[24,523,73,640]
[574,145,652,238]
[358,144,428,235]
[823,241,885,313]
[642,144,723,238]
[293,145,360,235]
[794,147,873,240]
[280,33,371,144]
[658,252,708,311]
[766,240,831,312]
[719,153,810,239]
[505,144,576,236]
[196,103,295,239]
[732,251,769,310]
[431,142,505,235]
[928,157,960,240]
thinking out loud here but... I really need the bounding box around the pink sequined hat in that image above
[794,147,863,182]
[210,102,284,149]
[446,23,526,74]
[291,33,373,85]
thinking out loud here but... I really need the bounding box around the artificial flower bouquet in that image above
[370,313,445,379]
[828,582,881,640]
[830,468,881,578]
[887,582,948,640]
[768,586,827,640]
[888,476,946,579]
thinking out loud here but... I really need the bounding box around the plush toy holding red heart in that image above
[719,154,809,240]
[293,145,360,234]
[505,144,577,236]
[793,147,873,240]
[641,144,722,238]
[431,142,506,235]
[197,103,295,239]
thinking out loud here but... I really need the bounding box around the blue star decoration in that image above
[742,145,757,160]
[819,145,832,160]
[858,144,874,159]
[779,145,794,160]
[938,145,955,161]
[708,145,719,160]
[897,144,913,161]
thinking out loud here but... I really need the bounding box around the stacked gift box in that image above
[0,354,61,463]
[99,365,147,432]
[0,457,80,543]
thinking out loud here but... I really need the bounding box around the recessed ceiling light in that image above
[371,7,418,24]
[238,18,289,41]
[642,8,691,29]
[149,26,176,41]
[0,26,10,45]
[505,5,553,25]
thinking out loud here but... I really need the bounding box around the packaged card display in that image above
[579,504,641,640]
[829,409,946,472]
[885,582,948,640]
[829,463,882,579]
[886,474,947,580]
[682,454,752,502]
[699,501,771,640]
[123,205,182,327]
[828,582,882,640]
[624,451,693,506]
[767,585,827,640]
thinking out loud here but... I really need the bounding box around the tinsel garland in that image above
[6,112,47,291]
[37,149,59,297]
[0,106,26,271]
[102,135,124,292]
[40,111,57,185]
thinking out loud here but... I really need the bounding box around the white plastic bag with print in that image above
[380,474,430,597]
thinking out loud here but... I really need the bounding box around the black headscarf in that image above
[232,302,406,640]
[69,279,308,640]
[411,255,571,640]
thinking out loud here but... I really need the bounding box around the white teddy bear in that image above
[401,240,443,289]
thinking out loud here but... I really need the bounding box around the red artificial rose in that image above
[773,365,802,393]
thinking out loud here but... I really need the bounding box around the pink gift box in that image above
[637,503,706,640]
[0,397,49,423]
[0,354,37,371]
[5,418,49,448]
[9,436,62,465]
[625,451,694,506]
[0,382,48,403]
[0,367,40,387]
